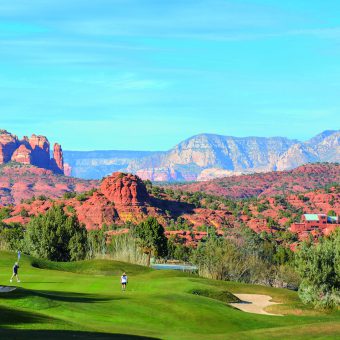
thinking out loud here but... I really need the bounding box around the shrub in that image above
[0,207,11,221]
[63,192,77,199]
[108,232,148,265]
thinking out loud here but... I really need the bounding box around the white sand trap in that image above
[0,286,16,293]
[230,294,282,316]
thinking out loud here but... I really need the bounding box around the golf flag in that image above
[17,251,21,261]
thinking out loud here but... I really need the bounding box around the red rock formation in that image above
[0,130,19,163]
[75,192,118,230]
[54,143,64,170]
[11,145,32,164]
[29,134,51,169]
[0,130,66,175]
[50,143,64,174]
[100,172,150,206]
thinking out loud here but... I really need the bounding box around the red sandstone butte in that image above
[100,172,150,206]
[0,130,65,175]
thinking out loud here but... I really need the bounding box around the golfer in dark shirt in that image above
[10,262,20,283]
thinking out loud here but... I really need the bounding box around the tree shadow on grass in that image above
[0,288,123,304]
[0,329,159,340]
[0,305,52,326]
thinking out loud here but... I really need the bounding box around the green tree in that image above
[25,205,87,261]
[0,223,25,251]
[135,217,168,266]
[295,229,340,309]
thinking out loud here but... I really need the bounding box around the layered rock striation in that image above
[0,130,64,174]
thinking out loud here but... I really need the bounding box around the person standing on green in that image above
[10,262,20,283]
[121,272,128,291]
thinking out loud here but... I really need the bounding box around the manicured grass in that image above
[0,251,339,339]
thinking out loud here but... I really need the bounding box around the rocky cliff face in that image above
[0,130,65,175]
[276,131,340,170]
[0,130,19,163]
[61,130,340,181]
[50,143,64,174]
[128,131,339,181]
[127,134,298,181]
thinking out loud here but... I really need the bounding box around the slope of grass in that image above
[31,257,151,276]
[0,251,339,340]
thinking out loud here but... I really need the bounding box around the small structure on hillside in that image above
[290,213,339,238]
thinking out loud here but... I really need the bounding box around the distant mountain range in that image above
[64,130,340,181]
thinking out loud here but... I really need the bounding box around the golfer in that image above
[10,262,20,283]
[121,272,128,291]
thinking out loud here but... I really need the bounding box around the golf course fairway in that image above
[0,251,339,339]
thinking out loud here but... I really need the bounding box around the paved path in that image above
[0,286,16,293]
[230,294,283,316]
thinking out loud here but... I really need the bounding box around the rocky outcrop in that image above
[50,143,64,174]
[11,145,32,164]
[0,130,19,163]
[100,172,150,206]
[0,130,65,175]
[28,134,51,169]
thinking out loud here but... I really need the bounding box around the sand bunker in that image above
[229,294,282,316]
[0,286,16,293]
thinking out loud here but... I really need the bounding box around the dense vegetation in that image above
[295,229,340,309]
[190,228,298,289]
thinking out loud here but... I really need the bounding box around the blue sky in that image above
[0,0,339,151]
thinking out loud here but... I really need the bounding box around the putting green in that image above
[0,251,339,339]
